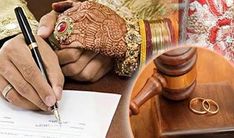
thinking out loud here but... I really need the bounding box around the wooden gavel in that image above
[130,47,197,115]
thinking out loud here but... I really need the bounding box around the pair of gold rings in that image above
[189,97,219,115]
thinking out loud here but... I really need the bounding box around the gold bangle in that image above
[155,21,163,54]
[202,99,219,115]
[160,20,169,49]
[149,21,157,55]
[163,65,197,90]
[154,22,160,54]
[189,97,208,115]
[149,19,173,56]
[158,21,164,53]
[158,20,164,53]
[139,19,147,68]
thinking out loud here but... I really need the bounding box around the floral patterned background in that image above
[184,0,234,64]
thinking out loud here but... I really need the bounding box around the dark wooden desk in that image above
[27,1,133,137]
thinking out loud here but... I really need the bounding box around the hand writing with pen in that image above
[0,1,119,110]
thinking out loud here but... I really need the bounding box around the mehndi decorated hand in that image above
[38,1,115,82]
[53,1,127,58]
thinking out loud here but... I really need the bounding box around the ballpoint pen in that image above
[14,7,61,124]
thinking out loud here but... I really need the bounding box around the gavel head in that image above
[154,47,197,101]
[130,47,197,116]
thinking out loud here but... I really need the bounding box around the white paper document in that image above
[0,90,121,138]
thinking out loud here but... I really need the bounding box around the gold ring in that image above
[189,97,209,115]
[2,84,13,98]
[28,42,38,50]
[202,99,219,115]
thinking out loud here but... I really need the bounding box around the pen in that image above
[14,7,61,124]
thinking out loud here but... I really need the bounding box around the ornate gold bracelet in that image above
[115,18,142,77]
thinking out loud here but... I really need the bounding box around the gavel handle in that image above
[129,69,167,116]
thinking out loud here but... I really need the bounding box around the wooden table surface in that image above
[27,1,133,138]
[130,48,234,138]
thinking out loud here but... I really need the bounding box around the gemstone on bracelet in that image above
[57,21,67,33]
[54,16,74,43]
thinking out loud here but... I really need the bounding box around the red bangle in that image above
[144,20,153,62]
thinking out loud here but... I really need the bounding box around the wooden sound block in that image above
[153,82,234,138]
